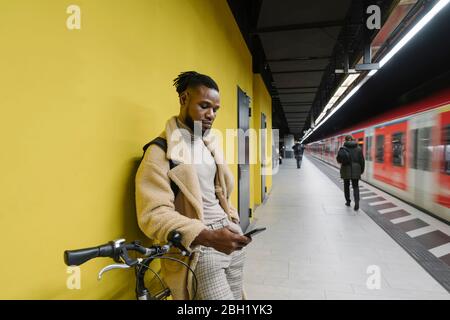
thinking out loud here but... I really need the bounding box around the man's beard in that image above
[185,115,206,136]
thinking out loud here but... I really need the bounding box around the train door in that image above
[374,120,408,190]
[330,137,335,165]
[338,135,344,149]
[336,136,343,160]
[321,142,325,160]
[326,138,331,163]
[334,137,340,166]
[352,130,365,176]
[410,113,434,207]
[364,127,374,181]
[436,108,450,209]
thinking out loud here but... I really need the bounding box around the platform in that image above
[243,156,450,299]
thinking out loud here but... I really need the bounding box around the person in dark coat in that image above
[292,141,304,169]
[337,135,365,211]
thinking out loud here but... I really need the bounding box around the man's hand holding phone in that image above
[192,227,251,255]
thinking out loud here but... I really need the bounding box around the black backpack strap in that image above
[343,146,353,176]
[143,136,167,153]
[142,137,179,196]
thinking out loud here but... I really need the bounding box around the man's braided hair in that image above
[173,71,219,95]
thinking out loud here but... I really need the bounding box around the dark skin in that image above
[177,84,220,136]
[177,85,251,255]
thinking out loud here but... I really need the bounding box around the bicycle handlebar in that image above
[64,231,188,267]
[64,242,116,266]
[63,231,195,300]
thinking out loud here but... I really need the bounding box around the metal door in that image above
[237,87,250,231]
[261,113,267,203]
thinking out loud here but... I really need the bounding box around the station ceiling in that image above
[227,0,450,142]
[257,0,351,136]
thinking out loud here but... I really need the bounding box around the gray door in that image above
[261,113,267,203]
[237,87,250,232]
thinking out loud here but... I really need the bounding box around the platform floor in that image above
[243,156,450,299]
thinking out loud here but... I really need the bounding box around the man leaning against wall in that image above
[135,71,251,300]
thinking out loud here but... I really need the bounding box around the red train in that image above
[307,88,450,222]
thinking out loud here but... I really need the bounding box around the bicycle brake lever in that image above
[98,263,130,280]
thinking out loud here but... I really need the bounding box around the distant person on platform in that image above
[292,141,304,169]
[336,135,365,211]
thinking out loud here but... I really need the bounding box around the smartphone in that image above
[243,227,266,238]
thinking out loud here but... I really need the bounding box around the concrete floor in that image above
[243,157,450,300]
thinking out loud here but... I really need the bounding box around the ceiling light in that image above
[301,0,449,143]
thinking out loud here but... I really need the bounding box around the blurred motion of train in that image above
[307,89,450,223]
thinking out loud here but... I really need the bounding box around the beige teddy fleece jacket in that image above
[135,116,240,299]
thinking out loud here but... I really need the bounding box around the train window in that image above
[392,132,405,167]
[417,127,432,171]
[375,135,384,163]
[365,136,372,161]
[444,125,450,175]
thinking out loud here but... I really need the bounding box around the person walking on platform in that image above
[293,141,304,169]
[336,135,365,211]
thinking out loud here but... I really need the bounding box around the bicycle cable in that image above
[136,258,167,299]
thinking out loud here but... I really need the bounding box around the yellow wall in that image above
[0,0,272,299]
[252,74,273,206]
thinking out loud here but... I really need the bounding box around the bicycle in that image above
[64,231,198,300]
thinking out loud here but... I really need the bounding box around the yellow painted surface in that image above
[0,0,271,299]
[252,74,273,206]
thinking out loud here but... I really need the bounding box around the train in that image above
[306,88,450,223]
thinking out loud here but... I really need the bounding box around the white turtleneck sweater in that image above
[176,119,229,226]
